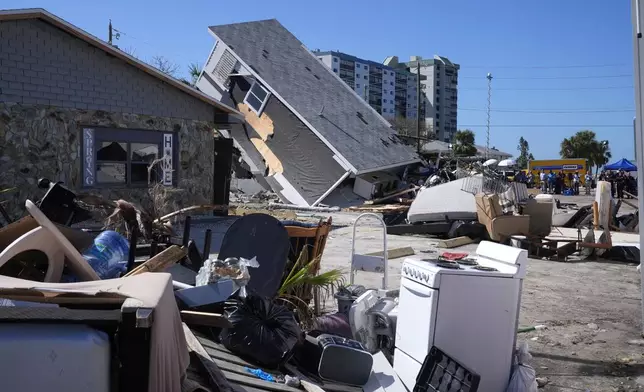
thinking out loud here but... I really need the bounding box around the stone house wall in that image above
[0,16,231,221]
[0,103,215,220]
[0,18,214,121]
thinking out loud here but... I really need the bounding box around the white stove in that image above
[394,241,528,392]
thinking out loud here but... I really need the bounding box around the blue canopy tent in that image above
[604,158,637,172]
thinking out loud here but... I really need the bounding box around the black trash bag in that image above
[220,293,302,368]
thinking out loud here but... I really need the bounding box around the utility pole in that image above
[416,61,422,153]
[486,73,493,159]
[630,0,644,335]
[108,19,113,45]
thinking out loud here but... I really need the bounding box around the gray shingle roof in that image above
[209,19,419,173]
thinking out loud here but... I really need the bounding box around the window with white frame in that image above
[244,81,270,115]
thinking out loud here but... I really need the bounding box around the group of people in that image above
[513,171,533,186]
[598,170,637,199]
[538,170,591,196]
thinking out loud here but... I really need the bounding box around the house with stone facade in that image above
[0,8,243,218]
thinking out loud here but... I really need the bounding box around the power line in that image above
[460,85,634,91]
[460,74,633,80]
[459,124,633,128]
[459,107,635,113]
[462,63,630,69]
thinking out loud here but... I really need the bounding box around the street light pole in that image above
[486,73,493,160]
[416,61,422,153]
[630,0,644,335]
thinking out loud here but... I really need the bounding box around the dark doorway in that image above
[213,138,234,216]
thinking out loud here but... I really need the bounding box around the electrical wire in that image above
[459,107,635,113]
[462,63,630,69]
[460,74,633,80]
[458,124,633,128]
[459,85,634,91]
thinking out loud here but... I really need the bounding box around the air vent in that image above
[305,66,311,72]
[313,74,320,80]
[212,49,237,88]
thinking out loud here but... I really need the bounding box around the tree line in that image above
[516,130,611,174]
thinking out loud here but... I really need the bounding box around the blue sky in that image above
[4,0,636,161]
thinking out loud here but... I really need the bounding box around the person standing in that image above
[584,172,592,195]
[609,171,616,198]
[573,172,580,195]
[540,170,547,193]
[548,170,556,194]
[616,170,626,199]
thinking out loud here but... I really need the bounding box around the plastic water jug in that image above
[82,230,130,279]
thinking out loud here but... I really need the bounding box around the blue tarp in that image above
[604,158,637,172]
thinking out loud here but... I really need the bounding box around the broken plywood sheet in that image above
[251,137,283,175]
[237,102,274,141]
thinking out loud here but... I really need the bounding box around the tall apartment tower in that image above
[314,51,420,120]
[396,55,459,143]
[315,51,459,143]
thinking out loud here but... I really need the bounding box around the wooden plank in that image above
[203,345,257,369]
[387,222,452,236]
[181,311,232,328]
[230,383,267,392]
[622,198,638,209]
[183,323,235,392]
[284,226,318,238]
[220,370,300,392]
[284,364,361,392]
[0,294,125,305]
[364,186,419,205]
[212,357,261,377]
[436,236,475,249]
[283,364,326,392]
[365,246,415,260]
[0,306,120,324]
[125,245,186,276]
[625,190,638,200]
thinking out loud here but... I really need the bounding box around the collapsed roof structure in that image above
[196,19,419,206]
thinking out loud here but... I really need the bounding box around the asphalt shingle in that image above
[209,19,419,173]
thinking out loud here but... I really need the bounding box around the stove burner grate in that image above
[457,258,479,266]
[472,265,498,272]
[436,261,462,269]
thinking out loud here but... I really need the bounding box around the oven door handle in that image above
[401,279,434,297]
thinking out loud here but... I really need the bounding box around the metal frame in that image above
[350,213,389,290]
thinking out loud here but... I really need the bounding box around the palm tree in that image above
[452,129,477,157]
[590,140,611,174]
[560,130,610,174]
[188,63,201,86]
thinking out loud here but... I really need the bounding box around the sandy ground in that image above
[316,195,644,392]
[191,192,644,391]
